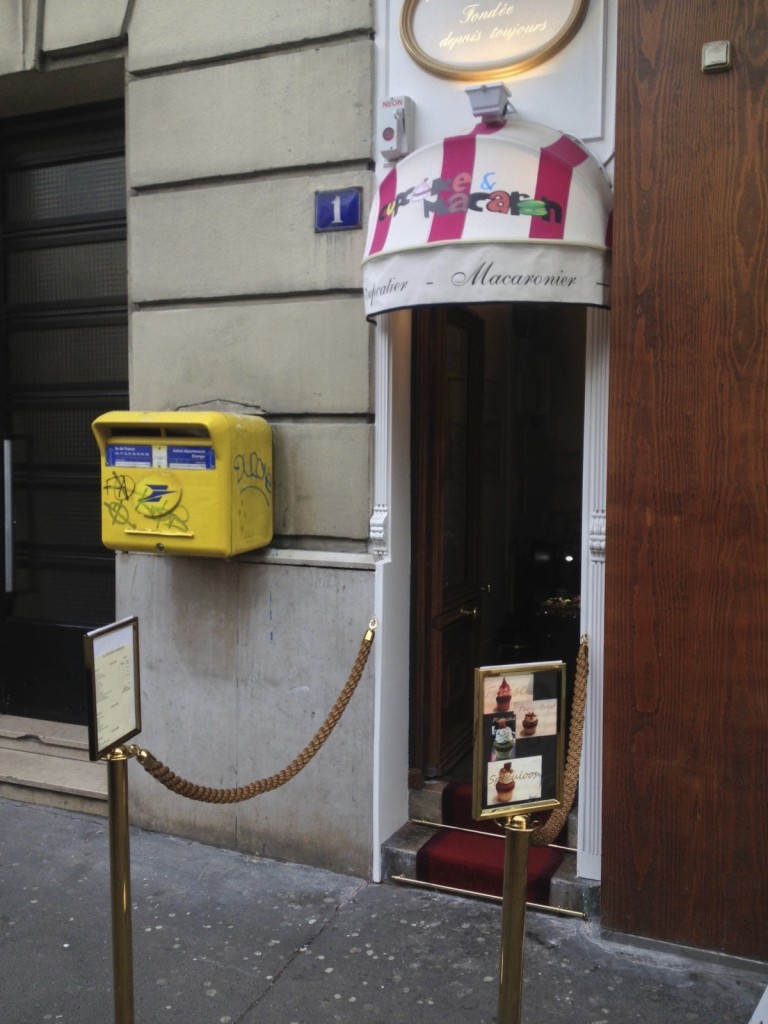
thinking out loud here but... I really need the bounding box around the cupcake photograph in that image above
[483,672,534,715]
[491,717,515,760]
[495,677,511,712]
[488,755,543,805]
[512,699,558,739]
[494,762,516,803]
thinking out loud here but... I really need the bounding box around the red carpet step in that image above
[415,783,564,901]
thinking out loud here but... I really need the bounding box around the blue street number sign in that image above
[315,187,363,232]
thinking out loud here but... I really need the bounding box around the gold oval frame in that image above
[400,0,591,82]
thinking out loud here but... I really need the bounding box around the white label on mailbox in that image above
[107,443,215,470]
[167,446,215,470]
[107,444,152,468]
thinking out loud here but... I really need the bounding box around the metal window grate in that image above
[5,156,126,222]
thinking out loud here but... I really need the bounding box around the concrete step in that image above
[381,819,440,881]
[549,851,601,916]
[382,781,598,916]
[0,715,107,816]
[0,714,93,756]
[380,780,447,881]
[408,778,449,823]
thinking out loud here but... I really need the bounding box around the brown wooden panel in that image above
[411,308,483,780]
[605,0,768,958]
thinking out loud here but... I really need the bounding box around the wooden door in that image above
[411,307,485,782]
[605,0,768,959]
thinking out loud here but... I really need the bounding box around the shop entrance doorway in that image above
[410,303,586,785]
[0,103,127,724]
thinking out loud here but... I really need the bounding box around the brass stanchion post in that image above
[497,813,535,1024]
[106,747,136,1024]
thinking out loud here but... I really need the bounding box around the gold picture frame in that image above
[84,616,141,761]
[400,0,590,82]
[472,660,566,821]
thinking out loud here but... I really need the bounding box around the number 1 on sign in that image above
[314,187,361,232]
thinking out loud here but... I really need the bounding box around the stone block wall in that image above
[0,0,379,876]
[123,0,377,874]
[125,1,375,547]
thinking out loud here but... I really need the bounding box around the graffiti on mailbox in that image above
[233,450,272,505]
[102,469,192,533]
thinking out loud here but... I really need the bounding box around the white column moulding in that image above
[577,305,610,880]
[371,310,412,880]
[370,316,392,558]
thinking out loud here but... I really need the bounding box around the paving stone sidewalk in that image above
[1,799,766,1024]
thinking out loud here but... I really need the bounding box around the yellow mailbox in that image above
[92,411,273,557]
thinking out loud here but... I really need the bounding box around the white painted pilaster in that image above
[577,305,610,880]
[371,311,412,880]
[370,307,392,557]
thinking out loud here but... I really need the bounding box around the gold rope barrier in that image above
[530,634,588,847]
[129,619,377,803]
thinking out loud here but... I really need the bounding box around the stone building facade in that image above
[3,0,765,964]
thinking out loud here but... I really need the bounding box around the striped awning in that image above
[362,119,612,316]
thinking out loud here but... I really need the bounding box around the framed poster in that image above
[400,0,591,81]
[473,661,565,821]
[84,617,141,761]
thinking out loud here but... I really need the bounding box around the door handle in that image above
[460,605,479,618]
[3,440,12,594]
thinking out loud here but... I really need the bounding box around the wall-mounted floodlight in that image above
[465,83,513,124]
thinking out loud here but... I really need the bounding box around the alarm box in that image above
[92,411,273,558]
